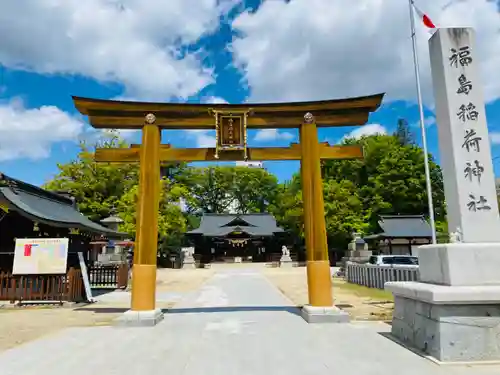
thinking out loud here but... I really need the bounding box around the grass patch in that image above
[334,280,394,301]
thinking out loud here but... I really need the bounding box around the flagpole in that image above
[408,0,437,244]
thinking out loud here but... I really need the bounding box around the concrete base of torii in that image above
[115,309,165,327]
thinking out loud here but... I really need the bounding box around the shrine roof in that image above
[72,93,385,130]
[364,215,432,240]
[187,213,284,237]
[0,173,126,237]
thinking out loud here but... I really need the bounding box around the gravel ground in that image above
[262,267,394,320]
[0,267,215,352]
[0,265,391,353]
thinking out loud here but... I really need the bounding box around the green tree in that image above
[268,175,303,240]
[44,134,138,221]
[323,134,445,233]
[230,166,279,213]
[269,175,368,250]
[44,133,189,251]
[177,166,235,214]
[178,165,279,214]
[394,118,414,146]
[116,179,187,241]
[323,179,369,247]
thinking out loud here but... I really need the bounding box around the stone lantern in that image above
[341,232,372,266]
[100,211,124,232]
[99,211,125,263]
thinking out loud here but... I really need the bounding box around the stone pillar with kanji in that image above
[386,28,500,363]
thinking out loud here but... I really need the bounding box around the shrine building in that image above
[186,213,287,264]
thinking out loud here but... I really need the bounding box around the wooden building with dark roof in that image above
[186,213,287,263]
[0,172,125,271]
[363,215,433,256]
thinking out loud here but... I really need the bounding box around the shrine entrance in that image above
[213,233,256,262]
[72,94,384,319]
[186,213,287,264]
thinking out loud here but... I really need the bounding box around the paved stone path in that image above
[1,268,499,374]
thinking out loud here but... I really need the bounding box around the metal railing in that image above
[345,262,419,289]
[89,264,128,289]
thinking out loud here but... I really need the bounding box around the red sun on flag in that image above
[413,1,436,29]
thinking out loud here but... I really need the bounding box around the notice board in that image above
[12,238,69,275]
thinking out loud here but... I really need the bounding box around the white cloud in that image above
[341,123,387,142]
[410,115,436,128]
[0,99,83,161]
[204,96,230,104]
[79,128,139,145]
[187,130,217,148]
[490,132,500,145]
[231,0,500,104]
[235,160,263,167]
[184,127,216,148]
[424,116,436,127]
[254,128,294,142]
[0,0,236,100]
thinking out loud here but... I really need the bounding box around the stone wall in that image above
[392,295,500,362]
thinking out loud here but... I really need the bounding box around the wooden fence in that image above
[0,268,84,303]
[345,262,420,289]
[88,263,128,289]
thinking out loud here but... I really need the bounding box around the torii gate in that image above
[72,93,384,325]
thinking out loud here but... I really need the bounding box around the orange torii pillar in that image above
[300,112,349,323]
[117,113,164,326]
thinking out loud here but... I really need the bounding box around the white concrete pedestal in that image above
[115,309,164,327]
[386,243,500,362]
[182,256,196,269]
[301,305,350,323]
[279,255,293,268]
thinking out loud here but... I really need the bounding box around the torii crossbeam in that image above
[94,143,364,163]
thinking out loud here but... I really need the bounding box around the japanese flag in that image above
[412,1,436,29]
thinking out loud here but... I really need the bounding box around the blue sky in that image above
[1,0,500,186]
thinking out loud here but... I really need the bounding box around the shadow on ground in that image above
[377,331,430,362]
[90,289,121,297]
[73,305,302,317]
[74,307,129,313]
[364,300,394,305]
[167,306,302,317]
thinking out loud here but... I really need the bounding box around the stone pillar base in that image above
[280,255,293,267]
[386,241,500,363]
[182,256,196,269]
[301,305,350,323]
[115,309,164,327]
[386,282,500,362]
